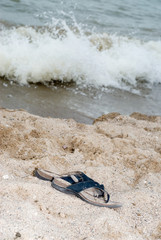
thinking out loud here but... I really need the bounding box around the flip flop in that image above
[34,168,122,208]
[51,177,122,208]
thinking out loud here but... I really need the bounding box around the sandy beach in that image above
[0,108,161,240]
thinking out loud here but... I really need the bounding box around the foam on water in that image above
[0,18,161,89]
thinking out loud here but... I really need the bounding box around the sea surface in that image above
[0,0,161,123]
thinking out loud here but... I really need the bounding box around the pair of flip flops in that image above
[34,168,122,208]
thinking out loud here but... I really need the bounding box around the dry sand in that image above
[0,109,161,240]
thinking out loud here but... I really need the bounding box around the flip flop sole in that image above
[34,169,53,181]
[76,193,122,208]
[34,168,85,182]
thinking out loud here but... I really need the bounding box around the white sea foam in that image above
[0,20,161,89]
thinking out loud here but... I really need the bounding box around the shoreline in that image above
[1,79,161,126]
[0,109,161,240]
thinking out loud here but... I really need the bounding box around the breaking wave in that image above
[0,18,161,89]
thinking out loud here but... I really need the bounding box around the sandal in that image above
[34,168,122,208]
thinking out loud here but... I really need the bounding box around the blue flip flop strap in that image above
[61,176,79,184]
[61,172,95,184]
[66,180,104,193]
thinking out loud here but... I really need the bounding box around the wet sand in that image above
[0,109,161,240]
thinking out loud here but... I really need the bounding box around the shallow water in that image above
[1,79,161,124]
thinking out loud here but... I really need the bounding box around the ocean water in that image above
[0,0,161,123]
